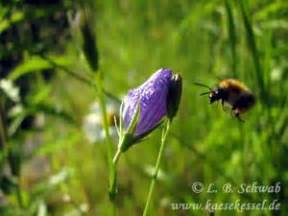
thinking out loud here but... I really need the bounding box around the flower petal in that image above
[122,68,173,137]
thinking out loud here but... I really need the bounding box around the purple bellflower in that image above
[118,68,182,152]
[110,68,182,198]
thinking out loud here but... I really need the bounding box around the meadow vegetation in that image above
[0,0,287,215]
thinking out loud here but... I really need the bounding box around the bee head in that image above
[209,88,224,104]
[194,82,226,104]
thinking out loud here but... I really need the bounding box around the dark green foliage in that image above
[80,18,99,72]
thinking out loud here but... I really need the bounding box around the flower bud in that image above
[119,68,182,151]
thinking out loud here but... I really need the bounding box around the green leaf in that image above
[9,55,71,81]
[0,10,25,34]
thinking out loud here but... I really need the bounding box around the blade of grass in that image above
[238,0,266,103]
[263,30,273,107]
[225,0,237,77]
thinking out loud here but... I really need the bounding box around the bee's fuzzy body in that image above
[196,79,256,120]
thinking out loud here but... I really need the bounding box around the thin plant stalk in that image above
[94,73,118,215]
[109,148,121,199]
[94,74,114,190]
[110,100,141,198]
[113,149,121,165]
[143,120,171,216]
[111,147,121,197]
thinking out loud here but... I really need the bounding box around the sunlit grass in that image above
[0,0,287,215]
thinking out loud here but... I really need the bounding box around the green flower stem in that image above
[143,120,171,216]
[109,101,141,199]
[109,133,127,199]
[94,74,114,195]
[109,148,121,199]
[113,148,121,164]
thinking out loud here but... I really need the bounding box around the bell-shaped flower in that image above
[118,68,182,152]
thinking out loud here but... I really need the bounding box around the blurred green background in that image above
[0,0,288,215]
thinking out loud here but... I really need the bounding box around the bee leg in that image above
[233,109,245,122]
[221,100,229,113]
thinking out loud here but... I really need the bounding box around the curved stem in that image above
[143,120,171,216]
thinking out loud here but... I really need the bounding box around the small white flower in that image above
[82,99,119,143]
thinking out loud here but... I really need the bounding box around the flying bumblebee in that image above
[194,79,256,121]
